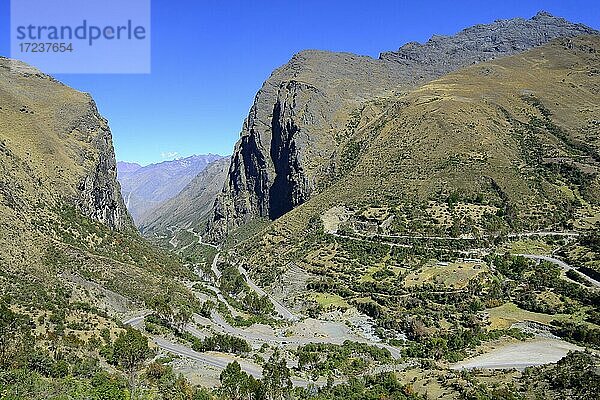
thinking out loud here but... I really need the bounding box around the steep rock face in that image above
[380,11,597,74]
[269,96,306,219]
[0,57,132,231]
[75,101,131,231]
[207,12,597,242]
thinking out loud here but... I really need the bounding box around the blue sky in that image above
[1,1,599,165]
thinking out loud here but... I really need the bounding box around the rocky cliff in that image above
[0,58,131,231]
[74,100,132,230]
[207,12,597,242]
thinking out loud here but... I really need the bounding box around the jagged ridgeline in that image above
[0,57,198,366]
[207,12,598,242]
[232,35,600,276]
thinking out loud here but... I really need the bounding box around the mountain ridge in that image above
[117,153,225,224]
[139,156,231,235]
[206,11,598,243]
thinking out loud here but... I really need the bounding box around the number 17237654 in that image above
[19,42,74,52]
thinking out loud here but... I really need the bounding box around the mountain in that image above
[139,156,230,235]
[0,57,199,391]
[117,160,142,174]
[0,58,131,232]
[0,55,197,304]
[207,11,598,242]
[199,23,600,396]
[233,34,600,313]
[117,154,224,225]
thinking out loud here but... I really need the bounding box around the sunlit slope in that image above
[238,36,600,268]
[208,12,598,242]
[0,58,197,340]
[339,35,599,223]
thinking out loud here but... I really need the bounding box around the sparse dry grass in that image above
[486,302,562,330]
[404,261,487,289]
[502,240,553,255]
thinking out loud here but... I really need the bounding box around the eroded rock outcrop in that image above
[0,58,132,231]
[74,99,131,231]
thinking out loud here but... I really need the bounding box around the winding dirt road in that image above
[515,254,600,288]
[123,233,592,386]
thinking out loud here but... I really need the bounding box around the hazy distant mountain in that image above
[117,154,225,225]
[139,156,230,235]
[117,161,142,175]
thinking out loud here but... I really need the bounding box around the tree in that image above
[173,305,193,334]
[0,300,32,368]
[90,371,129,400]
[262,349,292,400]
[219,361,260,400]
[427,337,448,360]
[146,362,195,400]
[112,327,153,397]
[199,300,215,318]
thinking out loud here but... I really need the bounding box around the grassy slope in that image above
[220,37,600,356]
[0,60,201,392]
[235,35,600,274]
